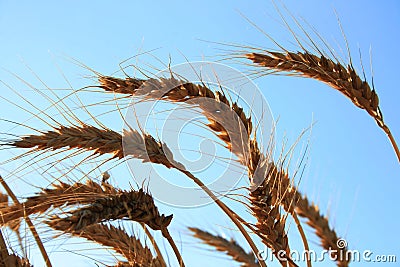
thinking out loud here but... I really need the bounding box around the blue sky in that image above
[0,1,399,266]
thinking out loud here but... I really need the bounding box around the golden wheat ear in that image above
[244,50,399,162]
[294,192,350,267]
[189,227,259,267]
[46,188,172,232]
[50,223,165,267]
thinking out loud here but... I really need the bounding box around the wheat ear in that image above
[46,189,173,232]
[189,227,259,267]
[246,51,399,162]
[45,187,184,266]
[294,192,349,267]
[10,125,124,159]
[51,223,164,267]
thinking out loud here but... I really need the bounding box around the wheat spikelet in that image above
[46,189,172,232]
[189,227,258,267]
[52,223,164,267]
[99,76,145,94]
[249,163,291,262]
[0,194,7,209]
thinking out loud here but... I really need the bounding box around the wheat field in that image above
[0,1,398,267]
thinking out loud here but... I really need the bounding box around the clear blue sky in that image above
[0,1,399,266]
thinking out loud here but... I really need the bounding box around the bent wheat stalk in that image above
[0,176,51,267]
[245,50,400,162]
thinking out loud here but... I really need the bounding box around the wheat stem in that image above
[141,223,166,267]
[0,176,51,267]
[385,127,400,162]
[161,228,185,267]
[292,213,311,267]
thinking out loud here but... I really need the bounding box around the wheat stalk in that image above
[189,227,259,267]
[245,51,400,162]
